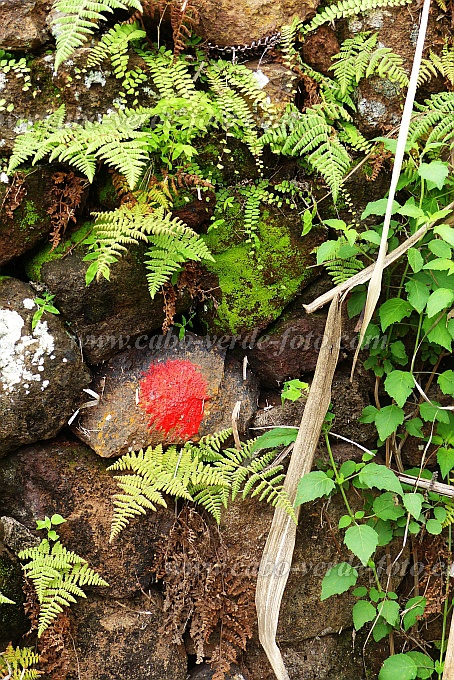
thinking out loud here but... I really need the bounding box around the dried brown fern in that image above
[366,144,392,182]
[170,0,199,57]
[47,172,86,249]
[152,508,255,680]
[22,580,71,680]
[1,171,27,219]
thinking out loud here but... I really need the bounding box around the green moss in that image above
[19,200,40,230]
[203,208,316,335]
[25,221,93,282]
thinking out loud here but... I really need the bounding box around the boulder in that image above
[0,49,158,155]
[0,0,51,51]
[71,333,259,457]
[199,202,324,337]
[25,223,190,364]
[0,168,56,266]
[195,0,318,47]
[0,277,90,456]
[0,438,187,678]
[246,312,328,387]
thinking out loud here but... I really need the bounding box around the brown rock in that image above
[301,25,340,76]
[0,278,90,456]
[196,0,318,47]
[71,333,259,457]
[0,0,51,51]
[246,313,328,387]
[0,438,187,678]
[26,234,190,364]
[0,168,55,266]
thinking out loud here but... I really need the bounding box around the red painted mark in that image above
[139,359,209,439]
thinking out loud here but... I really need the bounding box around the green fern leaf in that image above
[52,0,143,71]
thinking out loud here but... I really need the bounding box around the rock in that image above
[195,0,318,47]
[0,168,56,266]
[66,596,188,680]
[188,663,245,679]
[246,312,328,387]
[0,0,51,51]
[0,49,158,155]
[252,363,376,443]
[245,60,296,111]
[71,332,259,457]
[0,516,39,553]
[199,202,324,337]
[0,278,90,456]
[244,630,365,679]
[301,25,340,77]
[0,438,187,677]
[0,552,29,648]
[25,223,190,364]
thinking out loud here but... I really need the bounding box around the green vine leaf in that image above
[352,599,376,630]
[384,370,415,408]
[426,288,454,318]
[438,370,454,396]
[436,447,454,479]
[405,652,434,680]
[359,462,403,494]
[344,524,379,566]
[379,653,418,680]
[377,599,400,627]
[402,493,423,519]
[295,471,336,506]
[405,279,430,313]
[373,492,405,521]
[379,299,413,332]
[374,405,405,441]
[250,427,298,454]
[320,562,358,600]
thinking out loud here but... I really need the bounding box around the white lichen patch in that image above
[22,298,35,310]
[84,71,106,89]
[252,69,270,89]
[13,120,33,135]
[348,19,363,32]
[365,10,384,28]
[0,310,55,393]
[0,73,7,92]
[357,98,387,125]
[0,172,9,184]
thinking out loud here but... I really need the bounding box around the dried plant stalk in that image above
[255,295,342,680]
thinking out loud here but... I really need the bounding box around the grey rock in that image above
[0,0,51,51]
[0,277,90,456]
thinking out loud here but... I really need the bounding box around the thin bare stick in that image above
[396,473,454,498]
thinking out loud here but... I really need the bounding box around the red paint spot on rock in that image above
[138,359,209,439]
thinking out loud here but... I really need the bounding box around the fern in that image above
[330,32,408,96]
[261,106,351,201]
[0,590,15,604]
[0,645,41,680]
[52,0,143,71]
[137,47,197,99]
[87,21,146,76]
[108,431,295,539]
[8,105,153,187]
[418,41,454,87]
[408,92,454,157]
[84,200,213,297]
[18,538,109,637]
[315,235,365,284]
[300,0,413,36]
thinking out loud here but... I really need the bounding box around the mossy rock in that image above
[0,555,28,647]
[199,202,324,336]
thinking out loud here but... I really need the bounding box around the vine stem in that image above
[325,432,355,520]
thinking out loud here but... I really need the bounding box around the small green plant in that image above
[0,644,41,680]
[18,515,109,637]
[108,429,296,541]
[31,293,60,330]
[281,379,310,405]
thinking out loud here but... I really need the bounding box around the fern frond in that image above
[87,21,146,76]
[7,105,67,174]
[52,0,143,71]
[18,539,109,637]
[261,106,351,201]
[108,431,296,539]
[442,500,454,528]
[408,92,454,156]
[137,47,196,99]
[0,644,41,680]
[300,0,413,36]
[0,590,15,604]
